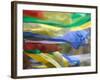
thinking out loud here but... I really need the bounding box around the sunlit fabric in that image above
[23,10,91,69]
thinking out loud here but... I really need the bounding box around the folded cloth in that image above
[23,29,89,49]
[57,30,89,49]
[23,14,90,28]
[23,32,67,42]
[23,42,62,52]
[63,54,80,66]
